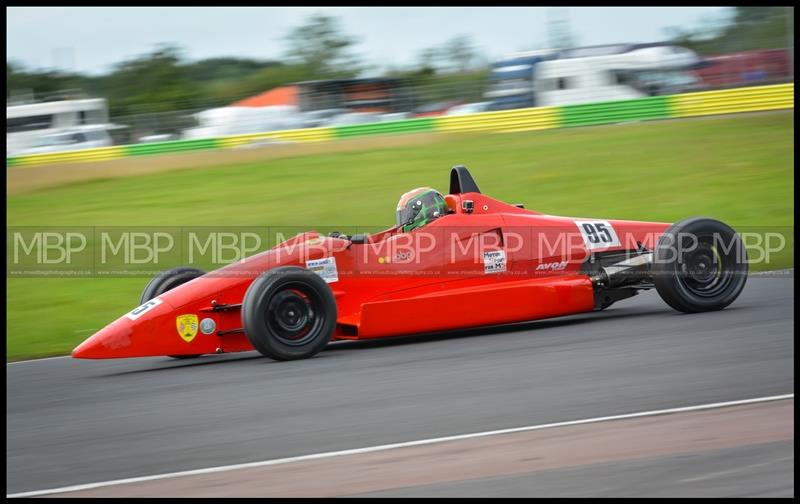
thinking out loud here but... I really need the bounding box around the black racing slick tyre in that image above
[242,266,337,361]
[140,266,207,305]
[652,217,748,313]
[140,266,207,359]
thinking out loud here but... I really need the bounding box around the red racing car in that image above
[72,166,748,361]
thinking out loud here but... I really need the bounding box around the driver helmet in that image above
[396,187,448,232]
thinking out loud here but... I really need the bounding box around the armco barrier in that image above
[218,127,335,149]
[7,83,794,168]
[9,145,127,167]
[669,83,794,118]
[435,106,559,133]
[124,138,220,156]
[560,96,670,127]
[332,118,435,138]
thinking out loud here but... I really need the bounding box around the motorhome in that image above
[534,43,703,106]
[484,44,702,110]
[16,125,113,155]
[6,98,113,155]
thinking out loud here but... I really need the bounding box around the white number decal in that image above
[126,298,163,321]
[575,220,620,250]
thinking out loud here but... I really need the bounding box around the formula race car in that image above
[72,165,748,361]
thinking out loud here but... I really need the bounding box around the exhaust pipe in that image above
[590,252,652,288]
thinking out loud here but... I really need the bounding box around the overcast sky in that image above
[7,7,731,75]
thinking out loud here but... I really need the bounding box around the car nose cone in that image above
[72,317,135,359]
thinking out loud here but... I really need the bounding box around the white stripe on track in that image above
[7,393,793,498]
[6,355,70,365]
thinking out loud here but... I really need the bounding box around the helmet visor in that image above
[396,199,423,227]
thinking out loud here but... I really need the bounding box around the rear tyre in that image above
[242,266,336,361]
[652,217,748,313]
[140,266,207,359]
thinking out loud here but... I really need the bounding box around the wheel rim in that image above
[266,284,322,346]
[677,233,735,298]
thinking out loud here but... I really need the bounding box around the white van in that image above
[7,98,111,155]
[534,44,702,106]
[16,125,113,155]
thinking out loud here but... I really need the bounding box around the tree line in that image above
[7,8,792,118]
[663,7,792,56]
[7,14,488,118]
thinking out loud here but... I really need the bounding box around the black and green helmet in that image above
[395,187,448,232]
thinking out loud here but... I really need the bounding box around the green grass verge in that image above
[7,111,794,360]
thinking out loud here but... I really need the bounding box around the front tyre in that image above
[242,266,337,361]
[140,266,207,305]
[652,217,748,313]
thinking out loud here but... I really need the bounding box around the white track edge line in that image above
[7,355,71,365]
[7,393,794,498]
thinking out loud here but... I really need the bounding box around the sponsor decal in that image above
[483,250,507,274]
[126,298,163,321]
[176,314,199,342]
[199,317,216,335]
[575,220,621,250]
[536,260,569,271]
[306,256,339,283]
[394,250,413,262]
[377,251,414,264]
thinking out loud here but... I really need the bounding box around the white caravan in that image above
[16,125,113,155]
[7,98,112,155]
[534,44,702,106]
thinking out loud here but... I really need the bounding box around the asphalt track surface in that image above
[7,275,794,496]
